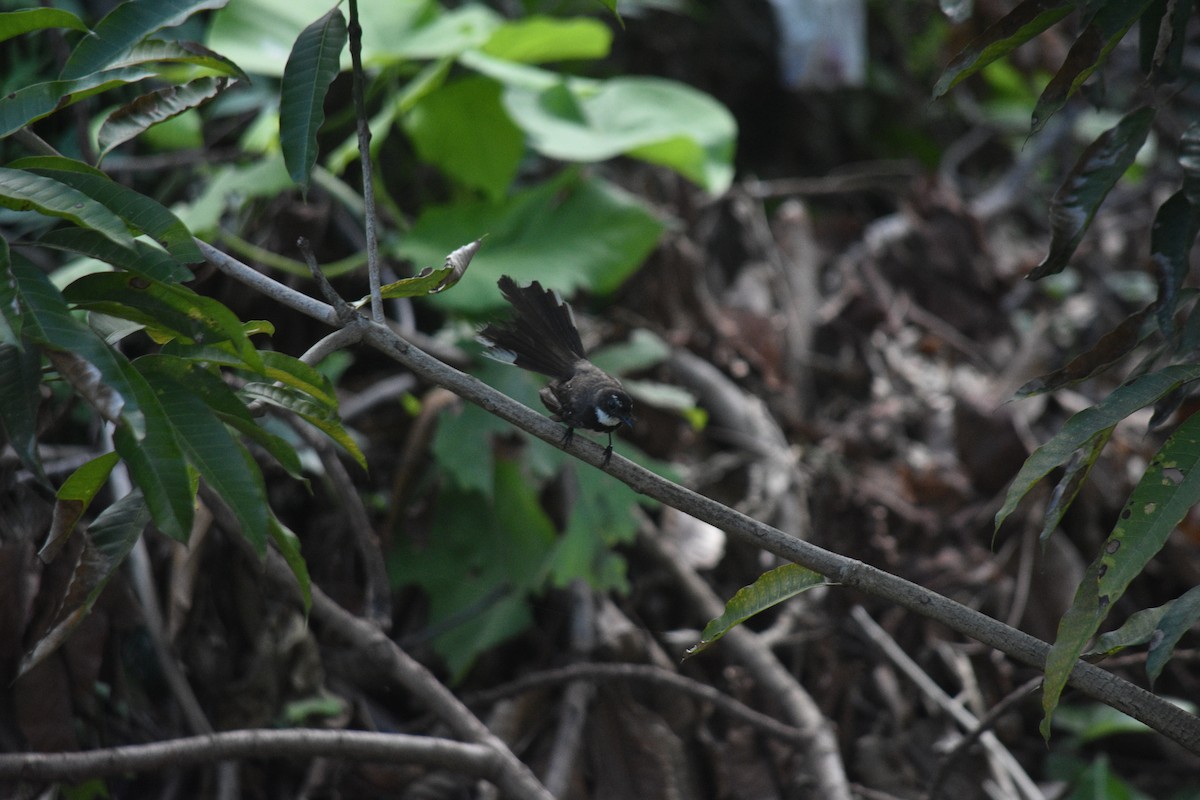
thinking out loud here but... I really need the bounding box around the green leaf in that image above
[361,238,481,305]
[104,39,246,77]
[1147,584,1200,686]
[404,76,523,200]
[481,15,612,63]
[41,451,122,563]
[280,7,347,193]
[398,171,664,315]
[0,67,158,137]
[1016,306,1156,397]
[482,58,737,192]
[0,8,89,42]
[1041,409,1200,737]
[257,350,338,408]
[38,228,194,284]
[270,515,311,611]
[1031,1,1155,133]
[205,0,426,77]
[996,363,1200,532]
[1030,106,1155,279]
[1040,427,1112,541]
[385,4,500,60]
[687,564,826,656]
[17,490,151,680]
[62,272,262,371]
[240,382,366,470]
[1088,604,1168,656]
[0,168,133,249]
[588,329,671,375]
[0,342,47,484]
[61,0,230,80]
[111,383,194,542]
[137,355,271,552]
[98,77,234,163]
[19,160,202,264]
[933,0,1072,97]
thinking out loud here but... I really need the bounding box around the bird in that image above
[478,275,634,466]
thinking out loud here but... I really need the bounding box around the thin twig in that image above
[346,0,383,323]
[851,606,1043,800]
[0,730,498,783]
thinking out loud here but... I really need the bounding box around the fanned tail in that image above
[478,276,585,379]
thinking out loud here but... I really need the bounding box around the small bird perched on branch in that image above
[478,275,634,466]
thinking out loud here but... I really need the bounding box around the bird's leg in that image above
[602,431,614,467]
[560,426,575,448]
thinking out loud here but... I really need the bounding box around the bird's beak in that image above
[621,415,635,429]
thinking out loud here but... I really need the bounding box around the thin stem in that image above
[346,0,383,323]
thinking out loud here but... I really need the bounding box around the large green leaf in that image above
[933,0,1072,98]
[1041,409,1200,737]
[37,228,193,284]
[404,76,523,201]
[995,363,1200,532]
[280,7,347,193]
[0,67,158,137]
[137,355,271,553]
[1147,584,1200,685]
[61,0,229,79]
[0,8,89,42]
[105,39,246,76]
[98,76,234,163]
[481,15,611,63]
[16,159,202,263]
[1029,106,1155,279]
[397,171,664,315]
[0,168,133,249]
[205,0,427,77]
[468,50,736,193]
[62,271,263,371]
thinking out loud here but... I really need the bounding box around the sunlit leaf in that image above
[41,451,121,563]
[0,8,89,42]
[481,15,611,63]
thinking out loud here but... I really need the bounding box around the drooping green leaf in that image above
[398,171,664,315]
[270,515,311,611]
[1030,106,1155,279]
[110,380,194,542]
[280,7,347,193]
[0,168,133,249]
[98,77,234,163]
[1031,1,1154,133]
[240,382,365,469]
[0,8,89,42]
[1147,583,1200,686]
[1041,409,1200,737]
[38,228,194,284]
[933,0,1073,97]
[257,350,338,408]
[137,355,270,552]
[1150,191,1200,337]
[41,451,122,563]
[996,363,1200,532]
[361,238,482,305]
[687,564,826,656]
[0,67,158,137]
[105,39,246,77]
[17,490,151,680]
[481,15,612,63]
[404,76,523,200]
[18,160,202,263]
[61,0,229,80]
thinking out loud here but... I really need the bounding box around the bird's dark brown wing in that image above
[479,276,587,380]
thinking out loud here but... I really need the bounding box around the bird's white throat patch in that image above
[594,406,623,428]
